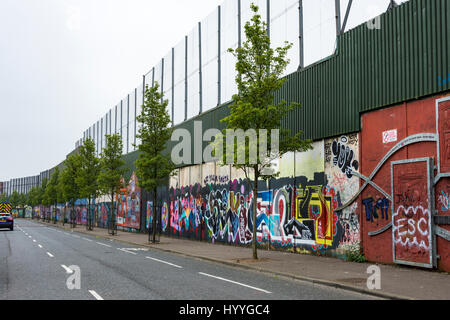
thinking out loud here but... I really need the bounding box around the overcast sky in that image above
[0,0,408,182]
[0,0,223,181]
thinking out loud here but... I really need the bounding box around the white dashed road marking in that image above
[89,290,104,300]
[46,252,54,258]
[96,242,112,248]
[61,265,73,274]
[198,272,272,294]
[117,248,137,255]
[145,256,183,269]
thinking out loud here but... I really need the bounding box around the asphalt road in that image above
[0,219,377,300]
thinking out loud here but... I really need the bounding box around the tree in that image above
[45,168,60,224]
[222,4,312,259]
[0,193,8,203]
[26,189,33,208]
[60,154,81,228]
[18,193,27,207]
[136,82,175,243]
[42,177,53,222]
[76,137,100,231]
[98,134,126,236]
[29,186,41,219]
[38,177,48,220]
[9,191,20,210]
[56,172,67,225]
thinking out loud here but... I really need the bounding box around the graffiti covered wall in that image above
[117,172,141,231]
[325,134,361,254]
[153,141,361,257]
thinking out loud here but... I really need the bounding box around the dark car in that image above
[0,213,14,231]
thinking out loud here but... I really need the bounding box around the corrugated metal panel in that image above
[102,0,450,170]
[275,0,449,140]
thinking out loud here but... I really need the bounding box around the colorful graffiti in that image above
[439,190,449,212]
[163,176,341,252]
[338,204,360,247]
[331,136,359,179]
[146,201,152,230]
[362,197,390,222]
[96,202,110,228]
[117,173,141,230]
[393,205,431,262]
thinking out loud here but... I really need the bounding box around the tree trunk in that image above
[252,168,259,260]
[87,198,91,231]
[152,188,157,243]
[72,203,76,228]
[111,191,115,235]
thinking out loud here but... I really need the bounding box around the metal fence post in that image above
[198,21,203,114]
[238,0,242,49]
[127,94,130,154]
[267,0,270,38]
[185,35,188,121]
[161,58,165,104]
[335,0,341,37]
[172,48,175,126]
[218,5,221,106]
[299,0,304,69]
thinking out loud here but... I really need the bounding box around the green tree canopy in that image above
[0,193,8,203]
[76,137,100,230]
[45,167,60,222]
[135,82,175,242]
[60,154,81,226]
[221,3,312,259]
[9,191,20,209]
[45,168,59,206]
[98,133,126,235]
[18,193,27,208]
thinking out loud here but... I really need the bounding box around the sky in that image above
[0,0,223,181]
[0,0,409,182]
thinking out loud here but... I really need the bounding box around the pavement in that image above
[32,218,450,300]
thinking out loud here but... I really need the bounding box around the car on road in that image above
[0,213,14,231]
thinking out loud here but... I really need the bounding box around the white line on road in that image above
[72,235,80,238]
[38,244,43,248]
[82,237,93,242]
[61,265,73,274]
[89,290,104,300]
[145,256,183,269]
[117,248,137,255]
[96,242,112,248]
[198,272,272,294]
[33,240,36,242]
[46,252,54,258]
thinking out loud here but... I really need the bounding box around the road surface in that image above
[0,219,377,300]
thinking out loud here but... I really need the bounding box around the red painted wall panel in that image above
[360,94,450,271]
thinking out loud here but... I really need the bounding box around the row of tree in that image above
[1,4,311,258]
[1,81,173,242]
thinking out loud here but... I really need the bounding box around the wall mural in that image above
[117,172,141,230]
[28,136,362,258]
[160,174,345,253]
[325,134,361,251]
